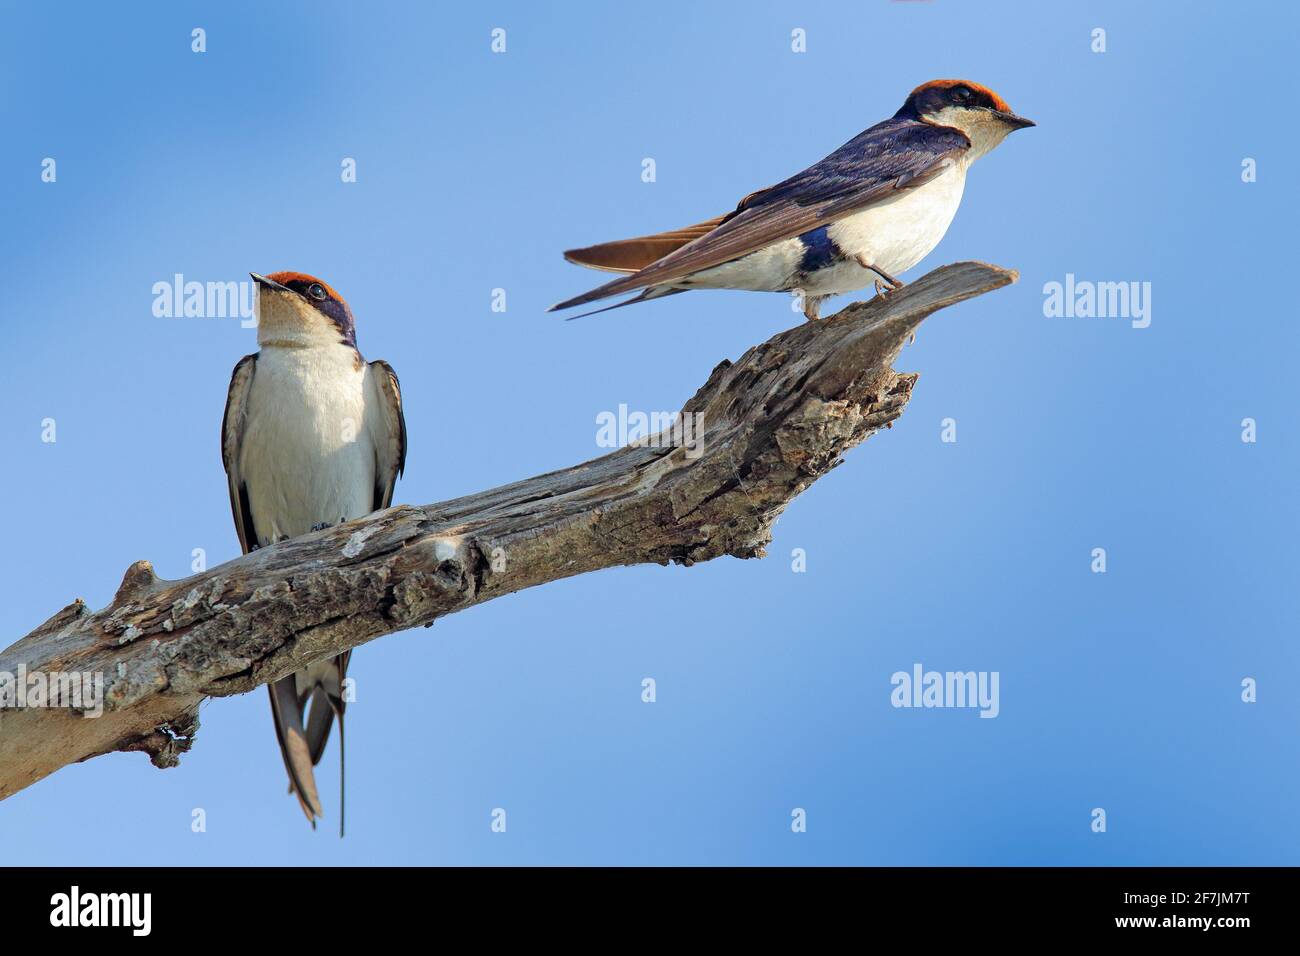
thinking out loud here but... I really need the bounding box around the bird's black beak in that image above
[250,272,293,293]
[996,110,1036,130]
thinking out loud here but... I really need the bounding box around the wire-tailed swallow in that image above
[221,271,407,834]
[551,79,1034,321]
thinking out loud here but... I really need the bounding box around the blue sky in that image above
[1,0,1296,864]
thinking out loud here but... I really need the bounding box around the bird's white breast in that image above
[815,162,968,292]
[239,344,378,545]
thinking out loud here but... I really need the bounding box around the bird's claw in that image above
[874,277,906,299]
[801,293,826,321]
[861,256,904,300]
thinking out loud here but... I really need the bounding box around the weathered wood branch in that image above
[0,261,1015,799]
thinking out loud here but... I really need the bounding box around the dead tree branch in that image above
[0,261,1016,799]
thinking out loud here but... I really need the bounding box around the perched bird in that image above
[221,272,406,834]
[551,79,1034,321]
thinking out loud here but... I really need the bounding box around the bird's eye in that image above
[308,283,327,300]
[953,86,973,102]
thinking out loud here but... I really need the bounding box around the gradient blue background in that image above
[2,0,1296,865]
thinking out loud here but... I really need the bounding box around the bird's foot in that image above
[859,257,904,298]
[873,276,905,298]
[801,294,827,322]
[310,521,332,533]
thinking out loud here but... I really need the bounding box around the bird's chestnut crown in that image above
[265,271,341,304]
[896,79,1033,130]
[252,271,357,349]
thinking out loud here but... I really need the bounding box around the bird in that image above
[220,271,406,835]
[550,79,1034,321]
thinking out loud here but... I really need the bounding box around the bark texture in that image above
[0,261,1016,799]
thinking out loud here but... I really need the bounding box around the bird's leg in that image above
[802,294,827,322]
[858,257,912,341]
[858,256,904,296]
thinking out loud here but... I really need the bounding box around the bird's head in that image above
[250,271,357,350]
[897,80,1034,158]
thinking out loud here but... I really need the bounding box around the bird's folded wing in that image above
[221,353,259,554]
[551,121,970,311]
[368,359,406,511]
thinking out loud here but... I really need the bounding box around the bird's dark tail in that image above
[268,651,351,835]
[560,287,687,320]
[552,209,733,311]
[561,214,727,274]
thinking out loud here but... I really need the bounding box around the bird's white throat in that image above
[255,292,345,349]
[924,107,1015,161]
